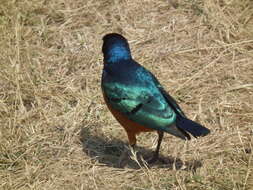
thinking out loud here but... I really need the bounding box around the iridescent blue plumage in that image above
[101,33,210,150]
[102,34,131,64]
[102,59,178,133]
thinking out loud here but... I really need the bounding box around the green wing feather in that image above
[102,81,177,132]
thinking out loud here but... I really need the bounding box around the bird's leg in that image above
[147,131,164,164]
[118,131,137,168]
[118,144,136,168]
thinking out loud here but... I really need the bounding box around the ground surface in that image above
[0,0,253,189]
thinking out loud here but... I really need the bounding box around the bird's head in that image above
[102,33,132,64]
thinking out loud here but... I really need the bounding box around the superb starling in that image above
[101,33,210,166]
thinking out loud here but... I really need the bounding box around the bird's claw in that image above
[117,147,131,168]
[147,155,159,164]
[147,154,168,165]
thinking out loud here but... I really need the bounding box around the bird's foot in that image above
[118,149,129,168]
[147,153,159,164]
[147,153,168,165]
[117,145,135,168]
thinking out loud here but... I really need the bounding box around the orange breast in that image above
[103,93,154,145]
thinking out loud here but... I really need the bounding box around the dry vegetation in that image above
[0,0,253,189]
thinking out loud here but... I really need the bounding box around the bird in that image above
[101,33,210,166]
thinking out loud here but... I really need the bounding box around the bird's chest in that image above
[102,66,140,90]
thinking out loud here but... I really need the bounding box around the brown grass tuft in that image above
[0,0,252,189]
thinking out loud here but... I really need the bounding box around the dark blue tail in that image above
[176,116,210,138]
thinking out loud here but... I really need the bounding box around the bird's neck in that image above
[104,45,132,64]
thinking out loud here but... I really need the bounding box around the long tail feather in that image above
[165,124,191,140]
[176,116,210,138]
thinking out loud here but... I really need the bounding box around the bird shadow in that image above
[80,127,202,171]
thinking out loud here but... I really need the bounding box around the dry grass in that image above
[0,0,253,189]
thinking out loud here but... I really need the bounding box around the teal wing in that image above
[102,81,177,131]
[159,88,186,117]
[150,75,186,117]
